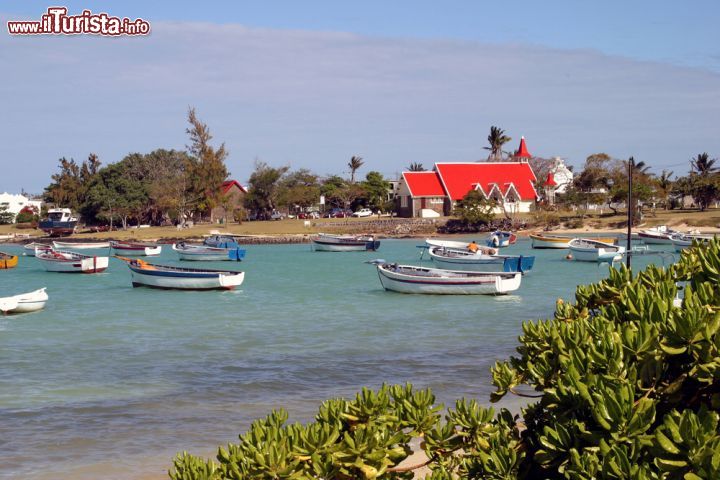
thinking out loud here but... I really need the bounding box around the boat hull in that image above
[312,234,380,252]
[172,244,245,261]
[38,220,77,237]
[568,239,625,263]
[53,241,110,249]
[36,251,109,273]
[0,288,48,314]
[529,234,572,249]
[128,264,245,290]
[110,242,162,256]
[427,247,534,273]
[377,264,521,295]
[0,253,18,269]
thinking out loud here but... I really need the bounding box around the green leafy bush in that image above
[170,240,720,479]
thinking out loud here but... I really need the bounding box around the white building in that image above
[0,193,42,221]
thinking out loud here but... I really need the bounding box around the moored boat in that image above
[375,263,521,295]
[568,238,625,263]
[38,208,77,237]
[52,241,111,250]
[670,232,715,252]
[425,238,497,254]
[427,246,534,274]
[0,288,48,314]
[0,251,18,269]
[36,248,109,273]
[116,257,245,290]
[486,230,517,248]
[23,242,51,257]
[312,233,380,252]
[637,225,679,245]
[529,232,574,249]
[110,240,162,256]
[172,242,245,261]
[203,235,241,249]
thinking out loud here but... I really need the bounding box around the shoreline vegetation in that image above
[2,209,719,244]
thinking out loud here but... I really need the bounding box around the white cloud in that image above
[1,19,718,191]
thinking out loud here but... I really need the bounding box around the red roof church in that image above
[395,139,539,217]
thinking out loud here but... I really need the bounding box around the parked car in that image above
[352,208,373,217]
[324,208,352,218]
[270,210,285,221]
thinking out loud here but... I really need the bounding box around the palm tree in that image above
[408,162,425,172]
[690,152,717,177]
[484,126,512,162]
[348,156,364,183]
[631,160,651,175]
[655,169,674,210]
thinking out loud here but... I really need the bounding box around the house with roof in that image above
[395,138,539,217]
[211,180,247,222]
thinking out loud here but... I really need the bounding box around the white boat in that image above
[110,241,162,256]
[375,263,521,295]
[23,242,52,256]
[671,233,715,252]
[637,226,679,245]
[427,246,535,273]
[36,248,109,273]
[52,241,111,250]
[312,233,380,252]
[172,242,245,261]
[425,238,497,254]
[116,257,245,290]
[0,288,48,314]
[568,238,625,263]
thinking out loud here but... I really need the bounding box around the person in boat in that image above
[467,241,479,253]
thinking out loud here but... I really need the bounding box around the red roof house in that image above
[396,162,538,217]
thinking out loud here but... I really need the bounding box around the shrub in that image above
[170,240,720,479]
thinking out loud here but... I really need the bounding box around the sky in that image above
[2,1,719,193]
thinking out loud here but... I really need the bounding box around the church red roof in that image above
[402,171,446,197]
[514,136,532,159]
[544,172,557,187]
[434,162,538,201]
[221,180,247,194]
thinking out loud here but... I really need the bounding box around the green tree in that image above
[452,190,496,225]
[407,162,425,172]
[484,126,512,161]
[186,107,229,222]
[83,162,147,229]
[360,171,390,212]
[43,157,83,211]
[655,169,674,209]
[277,169,321,214]
[244,161,289,219]
[321,175,365,211]
[348,155,364,183]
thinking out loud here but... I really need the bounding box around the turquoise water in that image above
[0,238,677,479]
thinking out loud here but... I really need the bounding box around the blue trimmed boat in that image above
[116,257,245,290]
[172,242,245,261]
[427,246,534,274]
[375,263,521,295]
[312,233,380,252]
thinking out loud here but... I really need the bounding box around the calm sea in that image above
[0,237,676,479]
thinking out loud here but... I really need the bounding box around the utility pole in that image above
[626,157,634,269]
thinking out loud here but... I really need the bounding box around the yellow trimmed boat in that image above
[0,251,18,269]
[529,232,617,249]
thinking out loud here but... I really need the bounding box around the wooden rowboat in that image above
[427,246,534,274]
[116,257,245,290]
[312,233,380,252]
[375,263,521,295]
[0,251,18,269]
[568,238,625,263]
[172,242,245,261]
[0,288,48,314]
[110,241,162,256]
[52,241,110,249]
[36,248,109,273]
